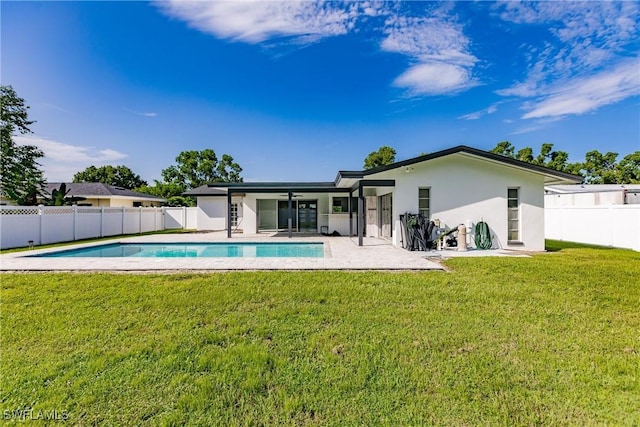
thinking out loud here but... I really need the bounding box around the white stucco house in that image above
[184,146,581,251]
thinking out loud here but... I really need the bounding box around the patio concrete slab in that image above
[0,233,446,271]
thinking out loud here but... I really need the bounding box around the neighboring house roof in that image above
[46,183,165,202]
[545,184,640,194]
[182,186,230,197]
[336,145,582,185]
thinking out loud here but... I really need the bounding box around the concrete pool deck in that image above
[0,232,529,272]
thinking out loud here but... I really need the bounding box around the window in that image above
[332,197,358,213]
[231,203,239,227]
[418,188,430,219]
[507,188,519,241]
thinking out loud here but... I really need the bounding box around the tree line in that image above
[363,143,639,184]
[489,141,639,184]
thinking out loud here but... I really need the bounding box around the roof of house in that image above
[336,145,582,185]
[46,183,165,201]
[184,182,340,196]
[545,184,640,194]
[184,145,582,196]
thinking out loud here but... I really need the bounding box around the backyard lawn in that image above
[1,241,639,425]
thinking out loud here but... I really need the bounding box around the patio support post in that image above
[358,184,364,247]
[287,191,293,238]
[227,191,232,238]
[348,191,353,237]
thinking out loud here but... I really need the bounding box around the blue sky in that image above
[3,1,639,183]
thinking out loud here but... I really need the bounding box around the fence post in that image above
[72,205,77,241]
[139,206,142,234]
[38,204,44,245]
[100,206,104,237]
[122,206,125,235]
[183,206,186,229]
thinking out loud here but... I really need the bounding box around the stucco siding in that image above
[196,197,227,231]
[368,153,546,250]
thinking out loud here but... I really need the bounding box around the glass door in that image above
[297,200,317,232]
[258,199,277,231]
[380,193,392,238]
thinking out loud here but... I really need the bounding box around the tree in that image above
[580,150,622,184]
[73,165,147,189]
[43,183,86,206]
[616,151,640,183]
[0,85,46,205]
[363,146,396,169]
[136,181,194,207]
[490,141,515,158]
[161,149,243,189]
[491,141,575,175]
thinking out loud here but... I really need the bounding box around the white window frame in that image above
[418,187,430,219]
[230,203,239,227]
[507,188,520,242]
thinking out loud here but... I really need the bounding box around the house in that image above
[184,146,581,251]
[45,183,165,207]
[545,184,640,207]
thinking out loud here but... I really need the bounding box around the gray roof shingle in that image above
[45,183,165,201]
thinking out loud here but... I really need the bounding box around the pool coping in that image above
[0,234,445,271]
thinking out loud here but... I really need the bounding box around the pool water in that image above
[35,242,324,258]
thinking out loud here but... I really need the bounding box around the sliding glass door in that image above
[298,200,317,232]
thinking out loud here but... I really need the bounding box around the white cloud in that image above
[458,104,499,121]
[393,62,474,96]
[15,136,128,181]
[125,108,158,117]
[381,10,478,95]
[158,1,477,97]
[495,1,640,119]
[522,59,640,119]
[156,0,359,43]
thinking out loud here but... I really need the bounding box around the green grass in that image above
[1,242,639,425]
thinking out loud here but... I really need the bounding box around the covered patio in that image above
[189,180,396,247]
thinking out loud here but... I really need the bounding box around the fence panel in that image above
[185,207,198,229]
[164,208,185,229]
[102,208,124,236]
[123,208,141,235]
[545,205,640,251]
[0,206,41,249]
[41,207,75,245]
[140,208,157,233]
[1,205,198,249]
[76,207,102,240]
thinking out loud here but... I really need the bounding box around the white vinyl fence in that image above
[0,206,198,249]
[164,207,198,229]
[545,205,640,251]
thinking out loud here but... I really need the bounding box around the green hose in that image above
[475,221,492,249]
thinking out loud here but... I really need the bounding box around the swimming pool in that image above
[34,242,324,258]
